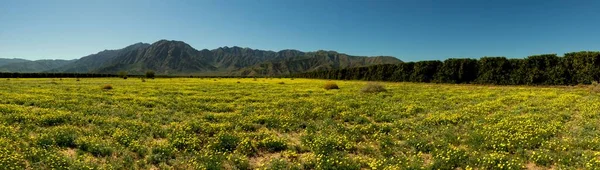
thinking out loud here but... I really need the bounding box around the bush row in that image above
[293,51,600,85]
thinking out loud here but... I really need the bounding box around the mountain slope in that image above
[50,43,150,73]
[44,40,403,75]
[95,40,216,74]
[207,47,304,71]
[0,59,74,73]
[0,58,30,67]
[233,50,402,76]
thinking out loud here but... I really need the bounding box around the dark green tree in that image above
[118,71,128,78]
[411,61,442,83]
[145,71,155,79]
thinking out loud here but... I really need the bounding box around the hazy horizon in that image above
[1,0,600,61]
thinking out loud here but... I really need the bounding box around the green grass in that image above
[0,78,599,169]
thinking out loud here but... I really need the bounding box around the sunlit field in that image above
[1,78,600,169]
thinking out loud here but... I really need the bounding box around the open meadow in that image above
[1,78,600,169]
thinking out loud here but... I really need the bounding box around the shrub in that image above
[267,158,293,170]
[312,154,361,170]
[361,83,387,93]
[302,133,353,155]
[118,71,127,78]
[212,133,240,153]
[227,154,250,170]
[37,126,79,148]
[39,112,71,126]
[189,153,226,169]
[169,130,201,151]
[235,138,258,156]
[129,141,148,157]
[112,128,138,147]
[258,137,287,152]
[591,81,600,93]
[529,149,553,167]
[141,78,146,82]
[145,71,155,79]
[0,139,26,169]
[323,81,339,90]
[102,84,113,90]
[476,152,523,169]
[53,127,78,147]
[431,147,468,169]
[148,142,175,165]
[76,136,114,157]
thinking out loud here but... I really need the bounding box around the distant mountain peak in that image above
[278,49,302,53]
[129,42,150,46]
[152,39,189,45]
[123,42,150,50]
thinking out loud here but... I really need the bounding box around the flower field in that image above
[0,78,599,169]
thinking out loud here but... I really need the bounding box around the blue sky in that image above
[1,0,599,61]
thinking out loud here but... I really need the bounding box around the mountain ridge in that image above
[1,40,403,75]
[0,58,30,67]
[0,59,75,73]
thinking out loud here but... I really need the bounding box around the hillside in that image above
[0,58,30,67]
[234,50,401,76]
[50,43,151,73]
[0,59,74,73]
[90,40,402,75]
[3,40,403,75]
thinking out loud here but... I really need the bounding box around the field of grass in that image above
[1,78,600,169]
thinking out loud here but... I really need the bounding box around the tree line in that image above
[291,51,600,85]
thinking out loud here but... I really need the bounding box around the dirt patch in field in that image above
[525,162,555,170]
[421,153,432,166]
[60,148,77,158]
[249,152,282,168]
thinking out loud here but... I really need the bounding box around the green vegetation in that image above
[0,59,74,73]
[5,40,399,75]
[361,83,387,93]
[101,84,113,90]
[295,51,600,85]
[118,71,128,79]
[0,72,116,78]
[1,78,600,169]
[145,71,155,79]
[323,81,339,90]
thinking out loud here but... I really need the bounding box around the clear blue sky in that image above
[1,0,599,61]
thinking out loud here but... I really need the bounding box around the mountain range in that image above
[0,40,402,76]
[0,58,30,67]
